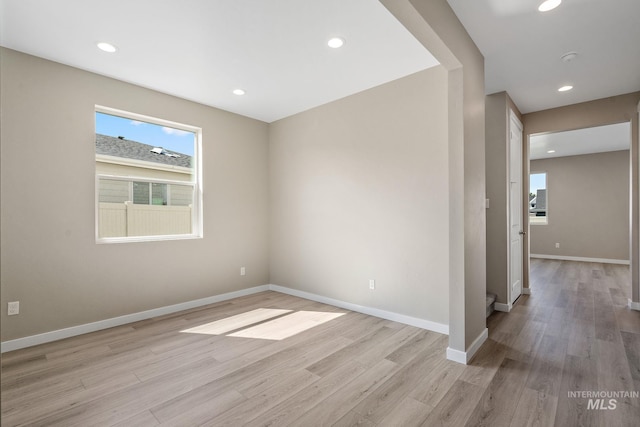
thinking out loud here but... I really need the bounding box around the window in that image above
[529,172,547,225]
[95,106,202,242]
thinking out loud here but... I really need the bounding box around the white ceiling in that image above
[0,0,438,123]
[530,122,631,160]
[2,1,637,125]
[447,0,640,114]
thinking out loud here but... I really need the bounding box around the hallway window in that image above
[530,172,547,225]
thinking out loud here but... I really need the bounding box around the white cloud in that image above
[162,127,191,136]
[130,120,145,126]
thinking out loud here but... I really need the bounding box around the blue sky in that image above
[96,112,195,156]
[530,172,546,195]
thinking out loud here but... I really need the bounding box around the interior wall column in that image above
[632,100,640,308]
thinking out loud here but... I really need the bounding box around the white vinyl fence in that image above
[98,202,192,238]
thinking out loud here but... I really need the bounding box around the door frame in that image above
[509,110,524,307]
[521,94,639,308]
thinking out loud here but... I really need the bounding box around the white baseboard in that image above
[530,254,629,265]
[494,302,512,312]
[445,347,466,364]
[1,285,270,353]
[629,299,640,311]
[2,283,450,353]
[522,288,532,295]
[269,284,449,335]
[446,327,488,364]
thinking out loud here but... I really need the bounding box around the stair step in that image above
[486,293,497,318]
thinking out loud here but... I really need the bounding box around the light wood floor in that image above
[1,259,639,426]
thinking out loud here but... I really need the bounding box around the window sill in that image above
[96,233,203,244]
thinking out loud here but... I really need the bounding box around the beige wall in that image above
[0,48,270,341]
[385,0,487,353]
[269,67,449,325]
[523,92,640,302]
[530,150,630,261]
[2,0,490,356]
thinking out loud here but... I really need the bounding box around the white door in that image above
[509,112,523,304]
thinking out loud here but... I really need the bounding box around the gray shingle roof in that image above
[95,134,192,168]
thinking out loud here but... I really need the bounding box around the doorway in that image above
[527,122,632,286]
[509,112,524,305]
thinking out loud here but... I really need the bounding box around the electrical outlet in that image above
[8,301,19,316]
[240,267,246,276]
[369,279,375,290]
[555,243,560,248]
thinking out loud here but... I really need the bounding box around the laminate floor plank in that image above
[543,306,574,340]
[2,260,638,427]
[22,356,228,426]
[1,341,146,390]
[567,318,597,359]
[610,287,630,307]
[615,305,640,334]
[620,331,640,388]
[162,333,352,415]
[457,337,508,389]
[421,379,485,427]
[506,318,546,363]
[331,410,376,427]
[0,325,138,368]
[243,360,369,427]
[151,388,247,425]
[510,387,559,427]
[594,295,619,342]
[524,334,567,396]
[407,351,466,408]
[305,326,397,377]
[595,338,638,407]
[385,329,442,365]
[111,410,160,427]
[555,354,600,427]
[202,369,320,427]
[0,379,87,425]
[131,343,223,382]
[376,396,432,427]
[337,313,388,341]
[353,325,421,367]
[288,358,400,426]
[350,342,445,423]
[464,357,530,426]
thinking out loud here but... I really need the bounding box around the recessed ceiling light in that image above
[96,42,117,53]
[233,89,246,96]
[547,150,556,153]
[558,85,573,92]
[538,0,561,12]
[327,37,345,49]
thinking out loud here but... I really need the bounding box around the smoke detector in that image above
[561,52,578,63]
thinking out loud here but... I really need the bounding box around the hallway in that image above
[476,259,640,426]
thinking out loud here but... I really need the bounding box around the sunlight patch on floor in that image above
[181,308,345,340]
[228,311,345,340]
[181,308,292,335]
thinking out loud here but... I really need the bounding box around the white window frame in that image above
[529,171,548,226]
[95,105,203,243]
[97,175,195,206]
